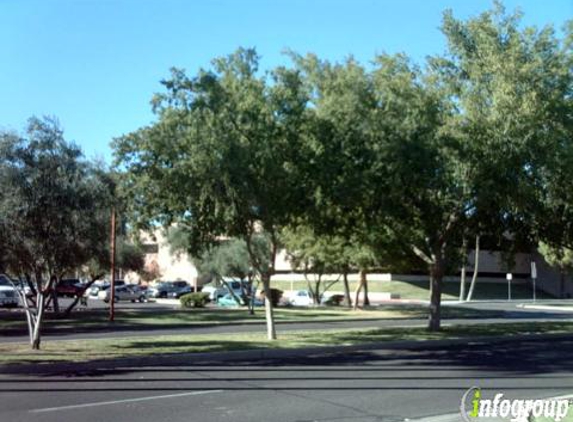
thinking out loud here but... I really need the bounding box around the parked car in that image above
[202,280,247,301]
[88,282,108,298]
[0,274,19,308]
[170,284,202,299]
[13,279,32,297]
[288,290,315,306]
[217,293,244,307]
[98,285,146,303]
[217,292,263,307]
[148,281,188,298]
[55,279,84,297]
[88,280,126,298]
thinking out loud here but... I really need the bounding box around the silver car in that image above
[98,285,146,303]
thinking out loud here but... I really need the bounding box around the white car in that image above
[288,290,315,306]
[98,285,146,303]
[0,274,20,308]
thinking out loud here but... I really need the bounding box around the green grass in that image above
[1,321,572,366]
[271,278,554,300]
[534,403,573,422]
[0,304,506,334]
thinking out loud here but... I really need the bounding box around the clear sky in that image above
[1,0,571,163]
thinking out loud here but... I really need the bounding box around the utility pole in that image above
[109,207,117,322]
[531,261,537,302]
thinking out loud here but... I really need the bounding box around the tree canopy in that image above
[114,5,572,333]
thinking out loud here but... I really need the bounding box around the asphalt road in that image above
[1,336,573,422]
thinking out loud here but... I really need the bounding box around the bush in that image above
[324,294,344,306]
[180,292,209,308]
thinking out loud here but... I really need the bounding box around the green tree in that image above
[538,242,573,298]
[68,236,145,315]
[114,48,310,339]
[189,235,270,313]
[434,4,572,310]
[282,224,349,305]
[0,117,113,348]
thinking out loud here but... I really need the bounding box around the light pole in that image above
[531,261,537,302]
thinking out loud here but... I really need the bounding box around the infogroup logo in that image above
[460,387,570,422]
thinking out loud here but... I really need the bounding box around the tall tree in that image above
[282,224,349,305]
[114,48,310,339]
[0,117,113,348]
[538,242,573,298]
[435,4,572,307]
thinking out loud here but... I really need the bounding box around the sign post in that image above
[506,273,512,301]
[531,262,537,302]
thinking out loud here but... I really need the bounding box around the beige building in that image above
[127,229,570,298]
[125,229,197,284]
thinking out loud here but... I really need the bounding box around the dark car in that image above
[149,281,189,298]
[170,285,202,299]
[55,279,85,297]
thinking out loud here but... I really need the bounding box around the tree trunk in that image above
[353,275,363,311]
[459,236,468,301]
[64,277,102,316]
[428,257,444,332]
[51,290,60,314]
[247,274,255,315]
[261,274,276,340]
[342,271,352,308]
[362,270,370,306]
[353,269,367,310]
[31,292,46,349]
[466,235,480,301]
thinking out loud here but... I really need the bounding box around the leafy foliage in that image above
[180,292,210,308]
[0,117,115,347]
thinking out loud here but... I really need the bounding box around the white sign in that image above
[506,273,513,281]
[531,262,537,279]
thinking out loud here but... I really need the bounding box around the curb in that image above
[2,331,573,376]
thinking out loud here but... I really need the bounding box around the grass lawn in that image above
[1,321,572,366]
[534,404,573,422]
[0,304,505,333]
[272,278,554,300]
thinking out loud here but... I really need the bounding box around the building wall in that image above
[127,230,568,297]
[125,229,197,284]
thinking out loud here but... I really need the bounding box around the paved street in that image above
[1,336,573,422]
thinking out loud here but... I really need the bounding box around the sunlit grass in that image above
[1,321,572,366]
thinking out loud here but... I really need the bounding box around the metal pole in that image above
[109,207,116,322]
[506,273,512,301]
[531,262,537,303]
[533,277,537,302]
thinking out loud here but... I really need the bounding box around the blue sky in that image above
[1,0,571,163]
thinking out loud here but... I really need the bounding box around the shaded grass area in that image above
[1,321,573,366]
[272,279,555,300]
[0,304,506,334]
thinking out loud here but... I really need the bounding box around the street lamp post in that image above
[531,261,537,302]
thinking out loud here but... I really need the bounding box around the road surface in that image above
[1,336,572,422]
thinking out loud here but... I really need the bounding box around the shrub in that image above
[324,294,344,306]
[261,288,283,307]
[180,292,209,308]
